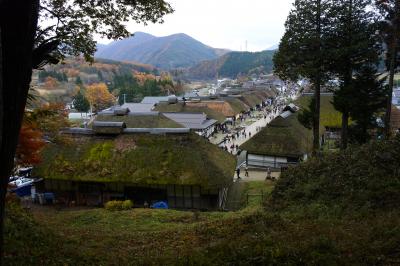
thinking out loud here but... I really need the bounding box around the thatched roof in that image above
[34,134,236,188]
[92,121,126,135]
[296,95,343,128]
[240,113,313,157]
[93,113,183,129]
[155,102,227,123]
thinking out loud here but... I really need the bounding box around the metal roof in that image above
[280,111,293,119]
[141,96,182,105]
[162,113,218,130]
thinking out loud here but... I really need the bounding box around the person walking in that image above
[245,165,249,177]
[236,168,241,179]
[266,167,272,180]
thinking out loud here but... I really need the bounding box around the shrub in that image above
[105,200,133,211]
[122,200,133,210]
[270,137,400,212]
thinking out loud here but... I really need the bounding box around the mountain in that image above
[95,32,229,69]
[266,44,279,50]
[186,50,276,80]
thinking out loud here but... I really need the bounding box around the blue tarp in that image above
[151,201,168,209]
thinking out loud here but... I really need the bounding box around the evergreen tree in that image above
[375,0,400,138]
[274,0,333,154]
[328,0,381,149]
[73,89,90,113]
[348,66,387,143]
[75,76,83,85]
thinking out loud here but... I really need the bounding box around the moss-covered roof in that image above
[240,113,313,157]
[93,114,183,128]
[34,134,236,188]
[295,95,343,128]
[225,98,250,114]
[155,102,227,123]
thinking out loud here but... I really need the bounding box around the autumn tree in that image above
[43,76,59,90]
[16,122,46,166]
[86,83,115,112]
[1,0,172,258]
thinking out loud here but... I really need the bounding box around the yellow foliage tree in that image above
[86,83,115,112]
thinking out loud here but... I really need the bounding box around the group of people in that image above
[235,165,275,181]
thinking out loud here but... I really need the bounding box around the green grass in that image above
[243,181,275,207]
[7,139,400,265]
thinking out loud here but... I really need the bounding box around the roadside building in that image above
[162,112,217,138]
[34,134,236,210]
[240,110,312,169]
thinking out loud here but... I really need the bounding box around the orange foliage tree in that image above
[26,103,71,143]
[134,72,156,85]
[86,83,115,112]
[43,76,59,90]
[16,122,46,166]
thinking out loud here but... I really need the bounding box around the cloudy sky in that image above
[100,0,295,52]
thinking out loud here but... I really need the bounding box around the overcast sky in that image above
[99,0,295,52]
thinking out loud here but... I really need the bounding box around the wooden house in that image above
[33,134,236,210]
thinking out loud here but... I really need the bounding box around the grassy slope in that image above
[34,134,236,187]
[7,139,400,265]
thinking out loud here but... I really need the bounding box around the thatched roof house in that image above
[240,111,312,168]
[34,134,236,209]
[94,113,183,129]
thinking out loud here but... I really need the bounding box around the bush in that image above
[122,200,133,210]
[270,137,400,212]
[105,200,133,211]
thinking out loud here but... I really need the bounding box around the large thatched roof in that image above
[295,95,343,129]
[94,113,183,129]
[34,134,236,188]
[240,113,313,157]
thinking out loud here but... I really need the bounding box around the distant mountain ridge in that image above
[95,32,230,69]
[186,50,276,80]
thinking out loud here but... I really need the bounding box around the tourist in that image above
[266,167,272,180]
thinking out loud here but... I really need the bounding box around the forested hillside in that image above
[95,32,229,69]
[186,50,276,80]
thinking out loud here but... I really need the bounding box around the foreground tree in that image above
[348,66,387,143]
[329,0,381,149]
[376,0,400,138]
[274,0,333,154]
[0,0,173,260]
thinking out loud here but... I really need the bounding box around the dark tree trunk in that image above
[385,43,397,139]
[313,81,321,154]
[312,0,322,155]
[341,111,349,149]
[0,0,39,262]
[384,1,400,139]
